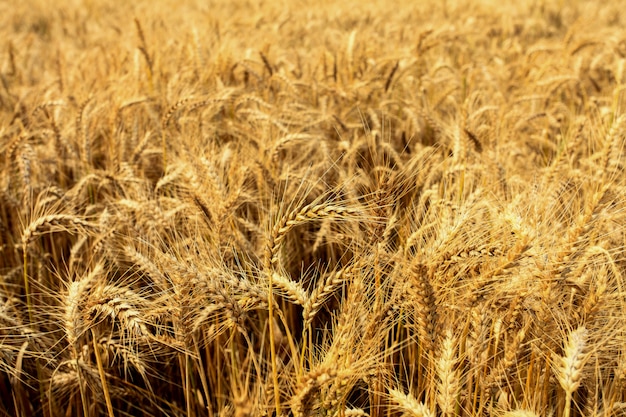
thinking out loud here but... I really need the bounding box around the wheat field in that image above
[1,0,626,416]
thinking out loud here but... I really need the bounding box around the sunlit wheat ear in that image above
[344,408,369,417]
[270,272,307,306]
[388,388,435,417]
[501,410,541,417]
[436,330,459,417]
[555,326,589,417]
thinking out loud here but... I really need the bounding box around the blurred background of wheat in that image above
[2,0,626,416]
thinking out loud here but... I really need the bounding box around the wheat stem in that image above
[92,329,115,417]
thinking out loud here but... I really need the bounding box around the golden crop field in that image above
[1,0,626,416]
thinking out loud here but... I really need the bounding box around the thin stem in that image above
[267,271,281,415]
[91,329,115,417]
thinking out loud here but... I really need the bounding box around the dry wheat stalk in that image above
[484,320,529,394]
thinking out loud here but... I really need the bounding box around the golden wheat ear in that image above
[555,326,589,417]
[436,330,459,417]
[501,411,542,417]
[388,388,436,417]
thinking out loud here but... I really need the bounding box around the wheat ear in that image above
[63,264,103,416]
[64,264,105,347]
[436,330,459,417]
[501,411,541,417]
[264,201,361,415]
[388,388,436,417]
[556,326,589,417]
[291,367,335,417]
[409,261,438,352]
[22,214,97,246]
[303,260,360,327]
[265,202,362,270]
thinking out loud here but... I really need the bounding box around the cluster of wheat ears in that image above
[1,0,626,416]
